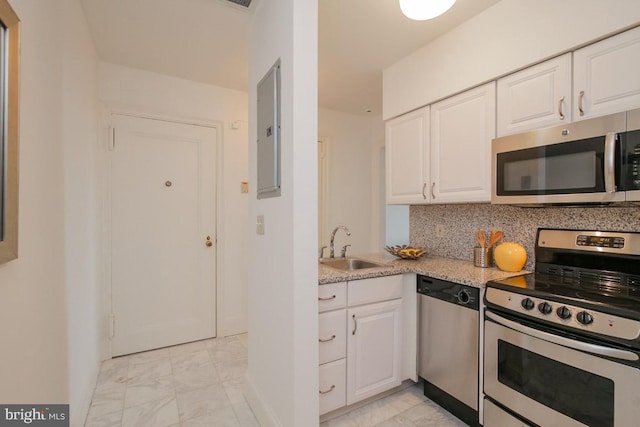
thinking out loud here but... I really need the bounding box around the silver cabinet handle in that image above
[486,311,639,362]
[558,96,565,120]
[352,314,357,335]
[318,295,336,301]
[578,90,585,116]
[318,334,336,343]
[604,132,618,193]
[422,182,427,199]
[319,385,335,395]
[431,182,436,199]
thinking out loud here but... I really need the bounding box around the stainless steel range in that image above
[484,228,640,427]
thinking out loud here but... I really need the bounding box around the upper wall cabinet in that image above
[430,82,496,203]
[385,106,430,204]
[497,54,572,137]
[573,26,640,120]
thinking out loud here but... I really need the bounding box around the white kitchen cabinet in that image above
[319,309,346,365]
[318,274,407,416]
[573,26,640,120]
[385,106,430,204]
[497,54,572,137]
[319,358,347,415]
[318,281,346,313]
[346,298,402,405]
[430,82,496,203]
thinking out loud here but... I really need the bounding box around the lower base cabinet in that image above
[347,299,402,405]
[319,275,405,415]
[319,358,347,415]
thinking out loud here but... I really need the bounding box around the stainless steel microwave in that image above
[492,109,640,205]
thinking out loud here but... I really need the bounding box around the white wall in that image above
[97,63,249,338]
[318,108,383,254]
[383,0,640,119]
[62,0,101,424]
[0,0,64,403]
[246,0,319,425]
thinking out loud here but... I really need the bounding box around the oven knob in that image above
[538,302,552,315]
[521,298,535,310]
[556,306,572,320]
[577,311,594,325]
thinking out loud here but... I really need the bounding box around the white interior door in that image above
[110,114,217,356]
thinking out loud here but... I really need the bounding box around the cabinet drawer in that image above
[319,282,346,312]
[319,309,346,365]
[348,275,402,306]
[319,358,346,415]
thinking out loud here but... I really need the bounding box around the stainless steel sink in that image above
[320,258,384,271]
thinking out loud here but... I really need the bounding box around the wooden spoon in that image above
[487,230,503,248]
[475,230,486,248]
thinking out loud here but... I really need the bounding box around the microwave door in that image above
[492,135,626,205]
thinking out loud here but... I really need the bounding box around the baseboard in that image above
[221,315,247,337]
[244,373,281,427]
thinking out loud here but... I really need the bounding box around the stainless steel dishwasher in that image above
[418,275,479,427]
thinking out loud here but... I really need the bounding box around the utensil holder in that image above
[474,246,493,268]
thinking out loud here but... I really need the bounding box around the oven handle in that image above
[604,132,617,193]
[486,310,639,362]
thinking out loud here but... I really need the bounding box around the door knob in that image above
[206,236,213,247]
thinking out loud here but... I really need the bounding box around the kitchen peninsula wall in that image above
[410,204,640,271]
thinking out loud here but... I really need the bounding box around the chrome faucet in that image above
[329,226,351,258]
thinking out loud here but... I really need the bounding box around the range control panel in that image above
[576,234,625,249]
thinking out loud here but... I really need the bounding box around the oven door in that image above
[484,310,640,427]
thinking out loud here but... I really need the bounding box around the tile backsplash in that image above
[410,204,640,271]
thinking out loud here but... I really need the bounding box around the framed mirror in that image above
[0,0,19,264]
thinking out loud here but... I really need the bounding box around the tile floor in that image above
[85,334,467,426]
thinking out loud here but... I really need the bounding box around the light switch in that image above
[257,215,265,235]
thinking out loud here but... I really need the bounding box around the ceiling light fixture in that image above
[399,0,457,21]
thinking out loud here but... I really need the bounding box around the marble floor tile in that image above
[97,357,129,386]
[87,382,126,419]
[121,396,179,427]
[176,382,235,424]
[87,336,468,427]
[214,357,248,382]
[124,375,175,409]
[127,357,172,382]
[172,362,221,394]
[170,349,212,374]
[209,339,247,363]
[388,398,467,427]
[84,409,122,427]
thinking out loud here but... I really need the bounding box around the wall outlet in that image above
[436,224,445,238]
[257,215,265,235]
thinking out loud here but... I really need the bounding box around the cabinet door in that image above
[574,26,640,120]
[430,82,496,203]
[497,54,572,136]
[347,299,402,405]
[385,107,430,204]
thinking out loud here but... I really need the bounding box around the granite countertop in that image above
[318,252,529,288]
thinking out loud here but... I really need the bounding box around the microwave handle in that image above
[485,310,639,362]
[604,132,617,193]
